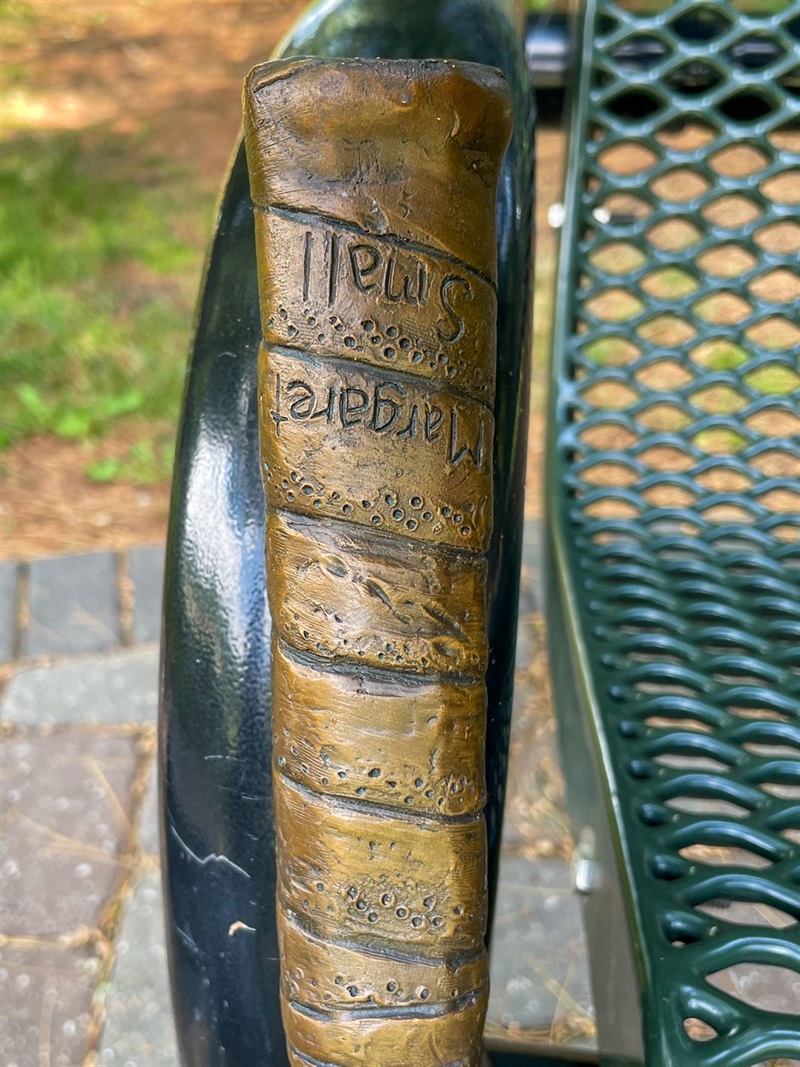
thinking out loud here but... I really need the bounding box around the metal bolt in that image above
[548,202,565,229]
[573,827,599,895]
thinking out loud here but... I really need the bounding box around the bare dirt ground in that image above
[1,1,564,559]
[527,130,566,521]
[1,0,306,559]
[1,425,173,558]
[2,1,306,179]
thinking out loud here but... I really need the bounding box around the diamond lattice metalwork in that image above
[547,1,799,1064]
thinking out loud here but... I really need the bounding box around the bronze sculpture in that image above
[244,57,512,1066]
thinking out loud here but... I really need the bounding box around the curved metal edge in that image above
[159,140,284,1066]
[542,1,649,1064]
[159,1,535,1064]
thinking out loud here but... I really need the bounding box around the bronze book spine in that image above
[244,57,511,1067]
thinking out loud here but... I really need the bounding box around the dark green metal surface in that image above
[161,1,536,1063]
[546,2,800,1065]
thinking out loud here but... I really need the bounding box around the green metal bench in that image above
[546,1,800,1064]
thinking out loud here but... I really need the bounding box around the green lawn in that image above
[0,128,213,481]
[2,0,791,487]
[0,0,217,485]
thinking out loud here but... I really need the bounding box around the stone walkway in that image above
[0,531,597,1066]
[1,546,177,1067]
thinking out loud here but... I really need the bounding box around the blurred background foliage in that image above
[0,0,554,501]
[1,1,213,487]
[3,0,784,556]
[1,133,198,473]
[0,0,311,556]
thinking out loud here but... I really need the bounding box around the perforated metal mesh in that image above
[549,1,799,1063]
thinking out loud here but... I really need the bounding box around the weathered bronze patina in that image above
[244,57,511,1067]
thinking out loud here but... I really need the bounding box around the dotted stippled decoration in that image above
[245,57,513,1067]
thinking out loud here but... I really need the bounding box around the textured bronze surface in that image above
[272,642,486,818]
[245,56,511,1067]
[274,771,487,949]
[258,211,498,401]
[268,510,488,673]
[261,350,494,552]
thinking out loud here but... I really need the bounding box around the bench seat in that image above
[546,2,800,1064]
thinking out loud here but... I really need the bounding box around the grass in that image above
[0,130,210,481]
[689,340,749,371]
[745,365,800,395]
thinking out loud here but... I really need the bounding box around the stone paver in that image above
[488,858,594,1048]
[521,518,542,610]
[515,523,541,670]
[0,561,18,665]
[129,546,165,646]
[707,959,800,1018]
[1,648,159,726]
[502,608,572,861]
[27,552,119,657]
[137,760,160,860]
[98,870,179,1067]
[0,937,100,1067]
[2,542,597,1061]
[0,729,140,937]
[485,580,594,1049]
